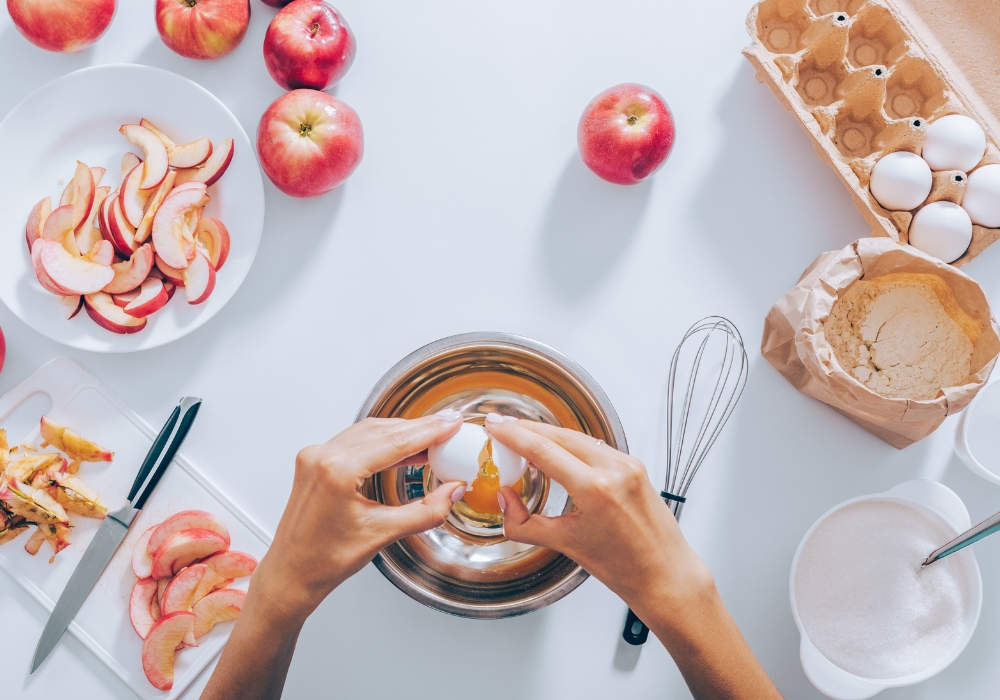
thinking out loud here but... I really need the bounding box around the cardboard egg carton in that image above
[744,0,1000,266]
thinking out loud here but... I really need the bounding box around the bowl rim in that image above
[355,331,628,618]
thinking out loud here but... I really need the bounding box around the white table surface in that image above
[3,1,1000,698]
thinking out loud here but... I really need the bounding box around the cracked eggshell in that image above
[491,439,528,487]
[427,421,527,487]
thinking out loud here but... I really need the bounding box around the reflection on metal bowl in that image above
[356,332,628,618]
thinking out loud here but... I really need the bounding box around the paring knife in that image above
[31,396,203,673]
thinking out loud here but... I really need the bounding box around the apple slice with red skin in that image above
[157,578,169,609]
[84,292,148,334]
[183,252,216,305]
[155,255,186,286]
[148,510,230,555]
[25,196,52,251]
[90,166,105,186]
[174,137,234,187]
[107,197,139,257]
[32,241,74,295]
[41,204,80,256]
[124,278,169,318]
[39,415,114,462]
[169,181,208,197]
[130,577,160,639]
[169,138,213,169]
[192,568,230,601]
[120,124,169,190]
[113,290,140,308]
[121,152,141,179]
[81,239,114,267]
[192,588,245,641]
[140,118,177,150]
[150,528,229,580]
[161,563,209,616]
[152,187,209,269]
[134,170,176,244]
[163,281,177,302]
[194,218,230,270]
[133,525,157,578]
[76,186,111,255]
[97,191,114,244]
[141,611,194,691]
[103,244,154,294]
[199,551,257,585]
[57,295,83,319]
[120,163,149,228]
[59,161,96,232]
[38,239,114,294]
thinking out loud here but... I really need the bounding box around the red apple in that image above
[263,0,356,91]
[150,528,229,579]
[259,0,292,6]
[155,0,251,60]
[7,0,116,53]
[257,89,363,197]
[141,611,194,690]
[577,83,674,185]
[148,510,230,555]
[129,577,160,639]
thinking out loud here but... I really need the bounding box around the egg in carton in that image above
[744,0,1000,266]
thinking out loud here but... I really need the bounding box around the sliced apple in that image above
[24,527,45,555]
[169,138,212,169]
[81,239,114,267]
[39,416,113,462]
[120,163,149,228]
[84,292,148,334]
[103,244,154,294]
[113,290,140,308]
[192,588,245,641]
[97,191,115,245]
[141,612,194,691]
[31,240,74,295]
[168,182,208,197]
[59,161,95,232]
[37,239,114,294]
[139,118,177,150]
[200,550,257,581]
[155,255,186,286]
[194,218,230,270]
[90,166,105,186]
[120,124,169,190]
[174,137,234,187]
[163,281,177,302]
[41,205,80,256]
[192,568,230,602]
[133,525,157,578]
[25,196,52,251]
[134,170,176,244]
[130,577,160,639]
[75,186,111,255]
[57,294,82,319]
[124,278,168,318]
[121,152,141,179]
[183,252,216,305]
[107,197,139,257]
[148,510,230,555]
[150,528,229,580]
[151,187,209,269]
[161,563,209,616]
[157,578,169,609]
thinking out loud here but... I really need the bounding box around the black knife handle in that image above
[128,397,202,510]
[622,608,650,645]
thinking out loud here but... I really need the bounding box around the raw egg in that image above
[962,164,1000,228]
[921,114,986,172]
[908,201,973,263]
[870,151,933,211]
[427,421,528,515]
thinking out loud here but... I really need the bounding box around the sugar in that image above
[794,499,969,679]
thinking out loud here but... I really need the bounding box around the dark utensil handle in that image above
[127,397,202,509]
[622,607,650,645]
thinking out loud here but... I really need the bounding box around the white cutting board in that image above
[0,358,271,699]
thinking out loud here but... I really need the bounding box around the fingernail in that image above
[486,412,503,424]
[497,492,506,512]
[436,409,462,422]
[502,415,517,422]
[450,485,467,504]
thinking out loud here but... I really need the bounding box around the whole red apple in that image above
[577,83,675,185]
[155,0,251,60]
[257,89,363,197]
[263,0,355,91]
[7,0,116,53]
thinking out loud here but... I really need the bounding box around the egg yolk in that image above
[461,438,522,516]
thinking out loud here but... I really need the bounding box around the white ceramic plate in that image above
[0,64,265,352]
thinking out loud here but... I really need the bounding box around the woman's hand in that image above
[486,415,782,700]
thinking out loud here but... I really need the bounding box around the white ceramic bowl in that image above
[956,379,1000,485]
[789,480,982,699]
[0,64,265,352]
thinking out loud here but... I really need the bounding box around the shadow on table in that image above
[537,155,652,302]
[0,26,94,116]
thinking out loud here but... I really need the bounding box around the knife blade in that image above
[30,396,202,673]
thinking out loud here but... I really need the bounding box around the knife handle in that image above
[128,397,202,510]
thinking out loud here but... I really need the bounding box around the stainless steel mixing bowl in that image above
[356,332,628,618]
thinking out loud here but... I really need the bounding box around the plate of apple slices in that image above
[0,64,264,352]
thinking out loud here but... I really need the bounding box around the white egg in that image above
[908,201,973,263]
[870,151,933,211]
[962,164,1000,228]
[921,114,986,172]
[427,421,527,487]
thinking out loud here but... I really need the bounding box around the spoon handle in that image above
[923,509,1000,567]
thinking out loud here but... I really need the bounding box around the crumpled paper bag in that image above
[761,238,1000,449]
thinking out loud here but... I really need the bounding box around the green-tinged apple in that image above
[578,83,675,185]
[263,0,355,90]
[257,89,363,197]
[7,0,116,53]
[155,0,251,60]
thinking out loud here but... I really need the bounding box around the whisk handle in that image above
[622,608,650,646]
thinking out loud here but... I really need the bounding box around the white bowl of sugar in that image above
[790,480,982,699]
